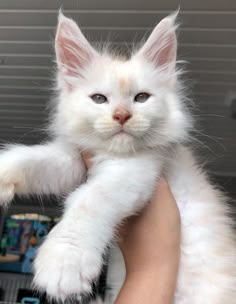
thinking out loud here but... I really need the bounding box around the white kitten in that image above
[0,12,235,303]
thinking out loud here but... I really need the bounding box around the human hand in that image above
[118,178,180,276]
[81,151,93,169]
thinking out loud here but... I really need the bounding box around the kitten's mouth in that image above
[105,127,137,140]
[113,128,131,137]
[115,130,127,135]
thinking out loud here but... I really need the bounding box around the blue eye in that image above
[90,94,107,104]
[134,92,150,103]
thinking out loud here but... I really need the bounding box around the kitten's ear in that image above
[55,12,98,90]
[136,13,177,71]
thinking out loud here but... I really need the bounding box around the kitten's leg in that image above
[0,140,85,206]
[33,155,160,299]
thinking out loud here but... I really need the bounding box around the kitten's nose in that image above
[113,109,132,125]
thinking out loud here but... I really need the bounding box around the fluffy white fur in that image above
[0,12,235,303]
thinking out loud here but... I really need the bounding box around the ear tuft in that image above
[137,11,178,71]
[55,12,97,90]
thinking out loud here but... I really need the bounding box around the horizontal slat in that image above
[189,71,236,83]
[0,108,45,116]
[0,102,46,111]
[0,54,53,66]
[0,66,51,77]
[0,12,236,29]
[0,136,44,145]
[187,106,228,120]
[179,44,236,59]
[197,123,235,133]
[0,87,51,96]
[0,133,45,141]
[0,0,236,11]
[0,27,54,41]
[194,98,227,106]
[0,95,47,104]
[0,76,51,87]
[194,94,225,102]
[187,58,236,72]
[179,29,236,45]
[203,126,236,135]
[0,126,45,134]
[1,27,236,45]
[194,83,236,94]
[0,42,53,54]
[199,105,230,114]
[0,113,45,121]
[0,121,42,128]
[200,129,235,137]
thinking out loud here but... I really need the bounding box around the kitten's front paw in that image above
[0,165,23,206]
[33,231,103,300]
[0,183,15,207]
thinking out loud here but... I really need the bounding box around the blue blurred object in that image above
[21,246,38,273]
[21,297,40,304]
[0,218,51,274]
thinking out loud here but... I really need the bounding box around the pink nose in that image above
[113,109,132,125]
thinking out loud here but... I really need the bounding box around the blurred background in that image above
[0,0,235,303]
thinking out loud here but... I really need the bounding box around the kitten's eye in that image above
[134,92,150,103]
[90,94,108,104]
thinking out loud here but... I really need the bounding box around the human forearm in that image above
[115,179,180,304]
[115,252,179,304]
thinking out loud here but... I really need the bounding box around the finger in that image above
[81,151,94,169]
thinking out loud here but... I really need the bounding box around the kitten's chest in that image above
[90,151,163,196]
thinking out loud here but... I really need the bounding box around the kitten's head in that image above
[52,12,192,154]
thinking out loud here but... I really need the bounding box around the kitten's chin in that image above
[74,132,147,154]
[107,133,139,154]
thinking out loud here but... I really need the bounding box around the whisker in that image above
[188,135,218,156]
[193,129,226,151]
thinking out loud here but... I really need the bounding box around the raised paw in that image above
[0,165,23,206]
[0,183,15,206]
[33,226,104,300]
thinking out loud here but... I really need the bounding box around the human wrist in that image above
[122,239,180,277]
[115,271,160,304]
[116,266,177,304]
[125,256,179,281]
[125,268,161,285]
